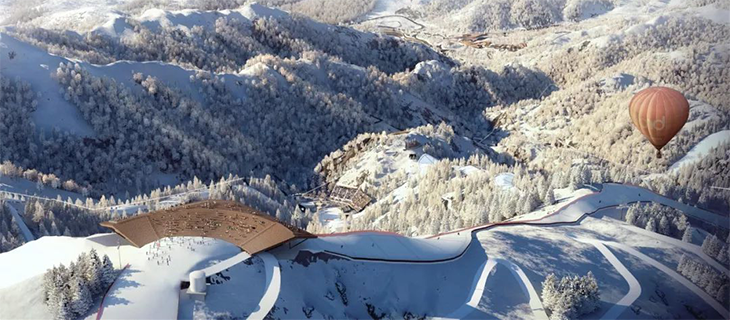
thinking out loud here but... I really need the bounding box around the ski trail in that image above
[247,252,281,320]
[4,201,34,241]
[437,257,497,319]
[576,238,641,320]
[617,223,729,274]
[494,258,549,320]
[603,241,729,318]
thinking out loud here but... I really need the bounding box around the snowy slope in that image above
[669,130,730,173]
[2,180,729,319]
[0,33,94,136]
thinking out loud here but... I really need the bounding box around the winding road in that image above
[602,240,729,318]
[576,238,641,320]
[246,252,280,320]
[290,183,729,319]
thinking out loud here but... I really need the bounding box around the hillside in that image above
[0,0,729,319]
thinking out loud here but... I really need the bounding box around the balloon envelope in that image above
[629,87,689,154]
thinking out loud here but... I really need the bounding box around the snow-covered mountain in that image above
[0,0,728,319]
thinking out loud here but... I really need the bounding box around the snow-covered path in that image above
[438,258,497,319]
[190,251,251,280]
[493,258,549,320]
[617,223,729,274]
[4,201,34,241]
[577,238,641,320]
[603,241,729,318]
[247,252,280,320]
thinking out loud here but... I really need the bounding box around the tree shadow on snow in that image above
[481,226,631,313]
[103,268,142,307]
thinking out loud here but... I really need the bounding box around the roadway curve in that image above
[495,258,549,320]
[602,241,729,318]
[177,182,724,319]
[246,252,281,320]
[576,238,641,320]
[185,251,251,280]
[295,183,728,318]
[438,258,497,319]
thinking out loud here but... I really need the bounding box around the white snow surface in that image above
[0,235,246,319]
[493,172,515,191]
[2,181,729,318]
[0,33,95,136]
[669,130,730,173]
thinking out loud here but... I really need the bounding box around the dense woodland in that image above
[416,0,615,33]
[1,8,556,194]
[43,250,116,320]
[541,272,601,320]
[0,0,727,247]
[0,200,25,252]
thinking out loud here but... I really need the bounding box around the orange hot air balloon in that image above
[629,87,689,158]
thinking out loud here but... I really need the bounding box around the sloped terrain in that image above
[0,0,729,319]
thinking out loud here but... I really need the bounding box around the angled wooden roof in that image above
[100,200,314,255]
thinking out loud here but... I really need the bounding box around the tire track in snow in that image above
[576,238,641,320]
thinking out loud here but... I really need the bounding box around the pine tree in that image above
[682,226,693,243]
[658,216,670,236]
[85,249,103,295]
[69,273,92,317]
[522,193,537,214]
[716,284,729,304]
[48,221,60,236]
[53,287,72,320]
[645,217,656,232]
[544,186,555,205]
[541,273,558,310]
[717,245,729,265]
[43,266,58,303]
[39,222,50,237]
[702,235,722,258]
[625,206,638,226]
[101,254,116,286]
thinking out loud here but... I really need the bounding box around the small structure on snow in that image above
[329,185,372,212]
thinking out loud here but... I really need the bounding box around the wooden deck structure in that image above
[100,200,314,255]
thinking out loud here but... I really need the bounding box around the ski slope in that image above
[603,240,729,318]
[576,238,641,320]
[2,181,728,319]
[669,130,730,173]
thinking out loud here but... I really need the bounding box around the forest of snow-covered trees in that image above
[541,272,601,320]
[415,0,618,33]
[1,6,562,196]
[21,198,112,239]
[623,202,690,239]
[0,0,727,248]
[43,249,116,320]
[677,254,729,303]
[307,123,604,235]
[0,201,25,252]
[10,13,440,75]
